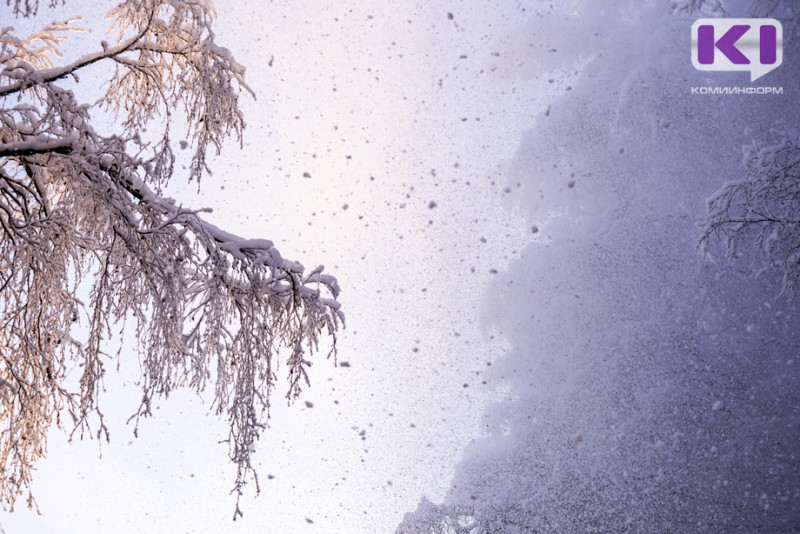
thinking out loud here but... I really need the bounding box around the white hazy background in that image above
[0,1,560,532]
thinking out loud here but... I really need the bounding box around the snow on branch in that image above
[0,0,343,515]
[0,132,76,156]
[699,129,800,297]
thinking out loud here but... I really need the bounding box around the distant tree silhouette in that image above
[700,130,800,297]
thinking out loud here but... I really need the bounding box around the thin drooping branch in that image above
[6,0,65,18]
[0,0,343,514]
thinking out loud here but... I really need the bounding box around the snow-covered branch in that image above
[0,133,76,156]
[0,0,343,515]
[0,34,143,98]
[699,130,800,296]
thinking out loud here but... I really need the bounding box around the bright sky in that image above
[0,1,560,532]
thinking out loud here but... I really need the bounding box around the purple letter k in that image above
[697,24,750,65]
